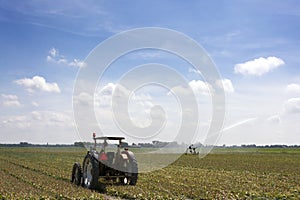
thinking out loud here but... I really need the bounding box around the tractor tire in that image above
[122,150,138,185]
[71,162,82,186]
[129,157,138,185]
[82,154,99,189]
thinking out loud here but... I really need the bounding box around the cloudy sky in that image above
[0,0,300,145]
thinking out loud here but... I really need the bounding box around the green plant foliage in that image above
[0,147,299,199]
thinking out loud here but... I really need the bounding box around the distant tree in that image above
[19,142,31,147]
[74,142,84,147]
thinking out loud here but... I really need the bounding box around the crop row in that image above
[174,153,300,175]
[0,147,299,199]
[107,165,299,199]
[0,168,50,199]
[0,148,84,181]
[0,159,105,199]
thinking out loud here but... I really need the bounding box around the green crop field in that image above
[0,147,299,199]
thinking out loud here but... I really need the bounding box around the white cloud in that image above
[31,101,39,107]
[49,47,58,57]
[46,55,53,62]
[98,83,117,96]
[74,83,162,139]
[32,111,73,125]
[47,47,85,67]
[58,58,68,64]
[74,92,93,106]
[46,47,67,64]
[14,76,61,93]
[168,80,213,104]
[267,114,281,124]
[188,80,211,96]
[46,48,58,62]
[129,51,163,60]
[74,83,131,108]
[2,115,30,129]
[286,83,300,94]
[96,83,148,108]
[95,83,117,107]
[234,56,284,76]
[216,79,235,93]
[131,93,153,106]
[170,79,233,96]
[0,110,77,143]
[1,94,21,107]
[284,98,300,114]
[92,83,183,140]
[2,111,74,129]
[68,59,86,68]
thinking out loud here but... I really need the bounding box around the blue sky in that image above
[0,0,300,145]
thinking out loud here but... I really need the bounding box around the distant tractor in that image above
[71,133,138,189]
[185,144,200,155]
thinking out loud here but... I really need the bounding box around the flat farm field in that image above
[0,147,299,199]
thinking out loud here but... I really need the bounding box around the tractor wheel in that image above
[122,150,138,185]
[129,157,138,185]
[71,162,82,186]
[82,154,99,189]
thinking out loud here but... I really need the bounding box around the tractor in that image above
[71,133,138,189]
[185,144,200,155]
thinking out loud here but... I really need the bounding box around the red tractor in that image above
[71,133,138,189]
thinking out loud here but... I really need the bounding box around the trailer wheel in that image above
[82,154,99,189]
[71,162,82,186]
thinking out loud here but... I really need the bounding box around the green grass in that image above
[0,147,299,199]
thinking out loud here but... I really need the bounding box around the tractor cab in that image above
[91,134,128,168]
